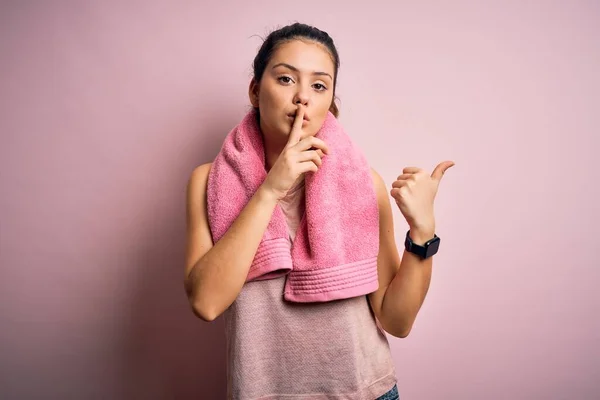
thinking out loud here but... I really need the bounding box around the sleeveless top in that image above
[224,176,397,400]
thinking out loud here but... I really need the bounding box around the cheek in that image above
[316,104,331,121]
[261,83,289,106]
[259,90,275,109]
[319,94,334,112]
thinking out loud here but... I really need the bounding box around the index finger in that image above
[286,105,305,146]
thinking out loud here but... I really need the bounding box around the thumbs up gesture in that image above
[390,161,455,236]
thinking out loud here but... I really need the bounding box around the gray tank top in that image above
[224,176,397,399]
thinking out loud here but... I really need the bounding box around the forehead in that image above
[268,40,335,75]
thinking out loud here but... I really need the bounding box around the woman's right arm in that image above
[185,105,328,321]
[184,162,281,321]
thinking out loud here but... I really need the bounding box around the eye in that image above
[277,76,294,84]
[313,83,327,91]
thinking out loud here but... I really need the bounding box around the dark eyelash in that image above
[279,76,327,91]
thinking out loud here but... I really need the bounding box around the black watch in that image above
[404,230,440,259]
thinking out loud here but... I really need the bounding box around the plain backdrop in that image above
[1,1,598,399]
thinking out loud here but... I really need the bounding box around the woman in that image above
[185,22,453,400]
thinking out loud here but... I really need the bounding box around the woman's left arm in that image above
[368,161,454,338]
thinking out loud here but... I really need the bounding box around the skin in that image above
[248,39,455,337]
[186,40,454,337]
[248,39,335,183]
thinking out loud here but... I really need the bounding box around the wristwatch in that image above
[404,230,440,259]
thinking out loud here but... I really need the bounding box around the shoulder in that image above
[187,162,213,200]
[191,162,213,178]
[369,167,388,201]
[189,162,213,183]
[369,167,396,231]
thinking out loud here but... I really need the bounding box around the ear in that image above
[248,78,259,108]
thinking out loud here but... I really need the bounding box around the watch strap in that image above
[404,230,440,259]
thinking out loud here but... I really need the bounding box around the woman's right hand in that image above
[261,105,330,201]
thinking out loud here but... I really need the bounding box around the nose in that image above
[293,87,309,106]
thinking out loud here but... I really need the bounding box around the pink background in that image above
[1,1,598,399]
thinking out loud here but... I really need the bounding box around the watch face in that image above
[425,237,441,258]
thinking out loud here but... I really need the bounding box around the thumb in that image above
[431,160,455,181]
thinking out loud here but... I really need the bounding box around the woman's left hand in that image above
[390,160,455,237]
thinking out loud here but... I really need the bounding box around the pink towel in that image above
[206,109,380,303]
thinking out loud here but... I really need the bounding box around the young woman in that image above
[185,23,453,400]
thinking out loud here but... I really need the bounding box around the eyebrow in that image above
[271,62,333,81]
